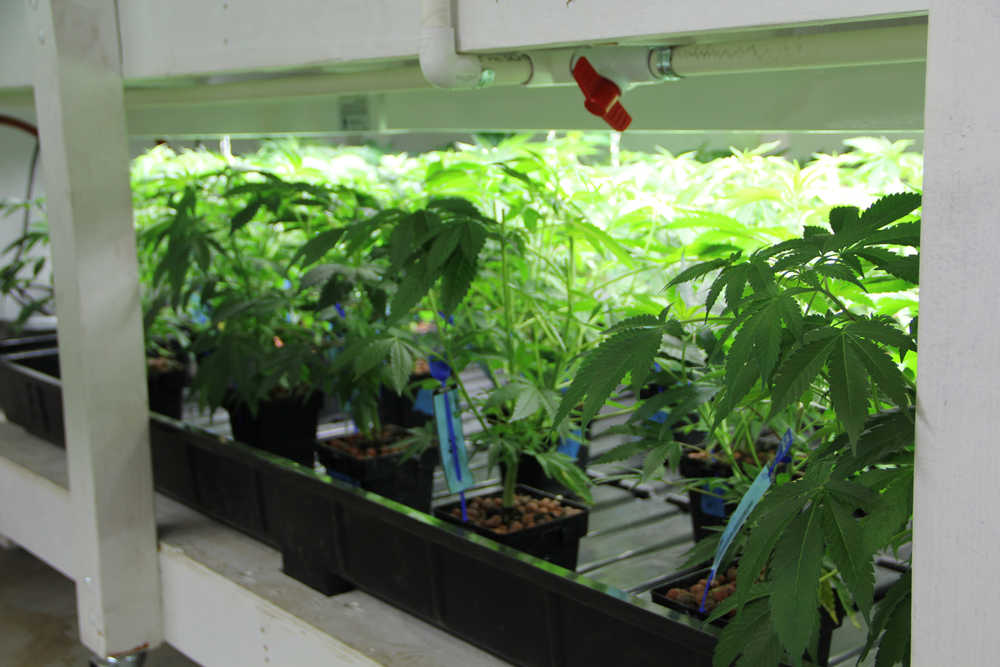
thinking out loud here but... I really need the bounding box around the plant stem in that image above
[502,455,519,509]
[500,217,516,378]
[427,292,490,433]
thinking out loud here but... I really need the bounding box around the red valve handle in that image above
[571,56,632,132]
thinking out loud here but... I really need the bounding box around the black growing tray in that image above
[0,351,720,666]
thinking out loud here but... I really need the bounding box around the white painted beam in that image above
[0,429,73,578]
[458,0,928,52]
[27,0,162,658]
[1,1,928,92]
[0,429,508,667]
[913,2,1000,666]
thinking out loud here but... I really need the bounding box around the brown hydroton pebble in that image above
[147,356,183,373]
[664,566,740,614]
[325,428,406,459]
[449,492,583,535]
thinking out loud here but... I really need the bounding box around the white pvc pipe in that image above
[419,0,484,88]
[671,23,927,77]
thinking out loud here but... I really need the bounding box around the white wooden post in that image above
[26,0,163,659]
[914,2,1000,665]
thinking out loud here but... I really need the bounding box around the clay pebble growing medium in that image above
[664,566,740,616]
[324,426,409,459]
[449,492,585,535]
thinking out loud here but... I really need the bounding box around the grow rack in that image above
[0,1,989,665]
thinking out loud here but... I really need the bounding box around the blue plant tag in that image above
[413,388,435,416]
[434,390,473,493]
[700,484,728,518]
[699,429,795,612]
[649,410,669,424]
[557,428,583,461]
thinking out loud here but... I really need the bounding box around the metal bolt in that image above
[37,30,45,44]
[648,46,681,81]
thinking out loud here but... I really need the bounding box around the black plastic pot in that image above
[651,567,841,667]
[506,441,591,501]
[678,454,736,542]
[434,485,589,570]
[225,391,323,467]
[376,372,435,428]
[315,437,439,513]
[147,366,187,420]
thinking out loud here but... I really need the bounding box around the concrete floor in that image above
[0,543,199,667]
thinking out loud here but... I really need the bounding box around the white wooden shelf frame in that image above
[0,1,995,665]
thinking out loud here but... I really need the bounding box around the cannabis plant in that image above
[559,192,919,667]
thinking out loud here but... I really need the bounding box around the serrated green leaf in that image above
[828,206,860,233]
[291,228,345,267]
[855,248,919,284]
[713,599,772,667]
[230,200,262,232]
[511,383,543,421]
[767,336,837,420]
[849,337,910,409]
[862,221,921,248]
[640,444,672,482]
[426,224,463,273]
[592,439,655,465]
[667,258,728,287]
[440,257,479,315]
[823,496,875,623]
[735,483,809,610]
[354,338,394,377]
[777,294,803,338]
[814,261,866,289]
[735,629,783,667]
[828,336,870,448]
[859,469,913,554]
[705,270,728,318]
[860,192,921,228]
[725,263,749,314]
[770,505,824,664]
[386,338,413,394]
[555,320,662,426]
[861,572,911,665]
[844,317,915,361]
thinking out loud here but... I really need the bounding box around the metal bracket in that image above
[648,46,682,80]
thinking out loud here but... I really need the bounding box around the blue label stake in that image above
[430,359,471,520]
[557,428,583,461]
[699,429,794,612]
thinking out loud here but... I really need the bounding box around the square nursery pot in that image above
[679,437,787,542]
[314,430,439,513]
[146,364,187,420]
[651,567,842,667]
[434,484,589,570]
[376,371,435,428]
[225,391,324,468]
[678,453,738,542]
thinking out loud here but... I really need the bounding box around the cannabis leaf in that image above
[554,314,664,426]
